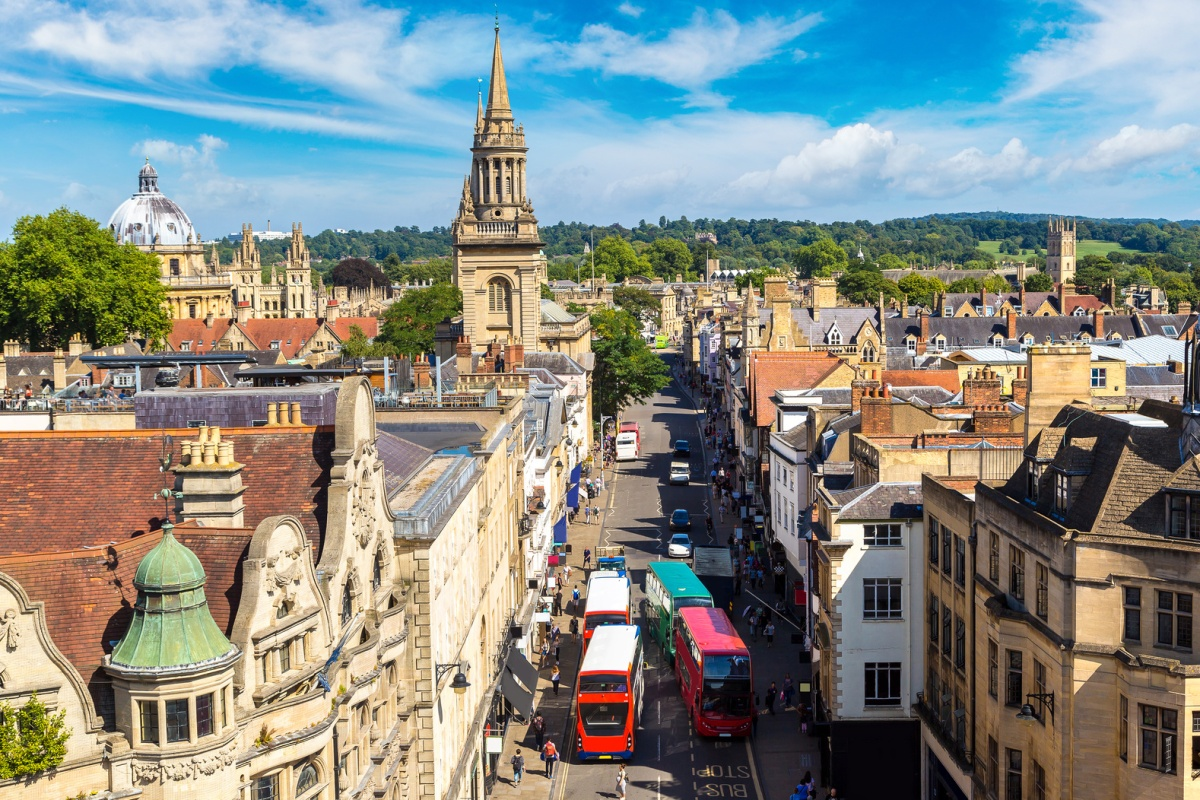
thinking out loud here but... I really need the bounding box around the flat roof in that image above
[579,625,640,674]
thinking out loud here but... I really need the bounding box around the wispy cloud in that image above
[1054,123,1200,176]
[616,2,643,18]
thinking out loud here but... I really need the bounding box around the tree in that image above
[540,283,554,301]
[589,307,670,419]
[645,238,694,280]
[592,237,651,282]
[612,286,661,325]
[375,283,462,359]
[331,257,391,294]
[1023,272,1054,292]
[792,238,847,278]
[0,692,70,780]
[734,268,783,293]
[381,252,403,282]
[947,277,981,293]
[836,266,901,306]
[339,324,398,360]
[0,208,171,350]
[876,253,907,271]
[897,273,945,307]
[983,275,1011,294]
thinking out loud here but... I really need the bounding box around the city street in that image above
[553,354,820,800]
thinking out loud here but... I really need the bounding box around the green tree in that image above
[540,283,554,301]
[612,286,661,325]
[792,238,848,278]
[876,253,907,271]
[734,268,783,292]
[837,266,901,306]
[339,324,398,360]
[593,237,651,282]
[589,307,670,419]
[565,301,588,315]
[0,208,171,349]
[381,252,403,283]
[331,257,390,293]
[896,273,945,307]
[645,238,694,280]
[376,283,462,359]
[1022,272,1054,292]
[0,692,70,780]
[947,277,981,293]
[983,275,1011,294]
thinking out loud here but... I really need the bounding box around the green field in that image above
[977,239,1139,262]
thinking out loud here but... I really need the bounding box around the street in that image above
[559,360,776,800]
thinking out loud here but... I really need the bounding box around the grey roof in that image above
[377,421,487,452]
[892,386,955,405]
[884,314,1137,350]
[787,307,879,346]
[134,383,340,428]
[836,482,923,521]
[376,431,435,496]
[776,425,808,449]
[540,299,579,324]
[1126,366,1184,387]
[1136,313,1195,338]
[523,351,586,375]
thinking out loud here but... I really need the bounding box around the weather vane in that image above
[155,432,182,528]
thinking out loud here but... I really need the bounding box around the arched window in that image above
[341,582,354,625]
[296,763,319,796]
[373,552,383,592]
[487,278,511,314]
[861,343,877,363]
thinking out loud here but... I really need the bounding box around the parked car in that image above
[673,439,691,458]
[669,509,692,531]
[668,533,693,558]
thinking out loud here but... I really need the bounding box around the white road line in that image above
[744,589,804,632]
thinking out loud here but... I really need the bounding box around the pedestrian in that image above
[783,673,795,708]
[569,616,579,641]
[584,505,591,524]
[616,765,628,800]
[551,664,561,695]
[766,681,777,715]
[593,505,600,523]
[584,548,592,568]
[764,621,776,648]
[706,515,714,535]
[539,639,550,668]
[511,749,525,785]
[551,623,561,645]
[553,590,563,616]
[801,771,814,796]
[790,784,805,800]
[542,740,559,778]
[563,565,572,585]
[531,712,546,749]
[571,584,581,612]
[734,575,742,596]
[827,788,838,799]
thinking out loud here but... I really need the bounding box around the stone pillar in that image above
[500,158,508,203]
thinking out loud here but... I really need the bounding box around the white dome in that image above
[107,160,198,247]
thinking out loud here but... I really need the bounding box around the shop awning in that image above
[567,464,582,509]
[500,648,538,718]
[553,515,568,544]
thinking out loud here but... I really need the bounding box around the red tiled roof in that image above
[883,369,962,393]
[1061,295,1105,314]
[239,319,322,358]
[166,318,234,354]
[0,525,250,722]
[748,351,842,427]
[326,317,380,341]
[0,427,333,555]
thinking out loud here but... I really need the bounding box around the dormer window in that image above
[931,335,946,353]
[827,324,842,346]
[905,336,917,354]
[1073,306,1088,316]
[1026,459,1042,503]
[991,334,1004,347]
[1166,493,1200,539]
[1053,471,1073,517]
[1021,334,1035,351]
[944,304,954,317]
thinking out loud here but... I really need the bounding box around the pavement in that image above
[488,349,824,800]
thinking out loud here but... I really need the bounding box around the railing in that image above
[474,222,517,236]
[913,692,974,774]
[163,272,233,286]
[0,397,137,414]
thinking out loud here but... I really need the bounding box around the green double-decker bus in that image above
[644,561,714,659]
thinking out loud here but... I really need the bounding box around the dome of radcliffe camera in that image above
[106,159,198,248]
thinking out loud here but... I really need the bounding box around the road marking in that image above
[744,737,766,800]
[657,775,661,800]
[744,589,804,632]
[657,734,661,762]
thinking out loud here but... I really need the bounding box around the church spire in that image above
[475,82,484,133]
[485,23,512,121]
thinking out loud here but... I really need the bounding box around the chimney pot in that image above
[267,403,278,426]
[291,402,303,426]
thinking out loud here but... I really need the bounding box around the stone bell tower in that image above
[451,22,545,349]
[1046,216,1077,286]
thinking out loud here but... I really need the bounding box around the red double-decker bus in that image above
[674,607,754,737]
[575,625,644,760]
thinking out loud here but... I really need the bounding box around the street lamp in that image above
[1015,692,1054,724]
[435,662,472,695]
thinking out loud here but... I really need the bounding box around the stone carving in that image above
[265,547,303,604]
[132,763,160,784]
[134,742,237,783]
[0,609,18,651]
[352,480,378,548]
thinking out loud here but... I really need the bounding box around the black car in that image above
[673,439,691,458]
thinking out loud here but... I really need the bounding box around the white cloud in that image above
[567,9,821,100]
[1055,123,1200,175]
[130,135,258,220]
[616,2,643,18]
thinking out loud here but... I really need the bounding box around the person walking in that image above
[584,505,591,525]
[542,741,559,778]
[766,681,777,715]
[783,673,795,709]
[551,664,562,695]
[539,639,550,668]
[616,765,628,800]
[583,548,592,569]
[571,584,581,613]
[764,621,776,648]
[531,712,546,749]
[592,505,600,524]
[569,616,579,641]
[511,749,525,785]
[553,590,563,616]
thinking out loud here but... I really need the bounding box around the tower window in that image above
[165,698,189,743]
[139,700,160,744]
[487,278,512,314]
[196,693,214,737]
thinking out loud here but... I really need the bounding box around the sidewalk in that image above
[488,470,611,800]
[674,358,824,800]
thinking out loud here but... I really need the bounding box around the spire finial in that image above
[495,4,499,32]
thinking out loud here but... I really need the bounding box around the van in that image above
[669,461,690,485]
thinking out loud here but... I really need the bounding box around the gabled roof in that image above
[788,307,879,345]
[325,316,380,341]
[167,318,234,353]
[747,351,843,427]
[836,482,923,521]
[1135,313,1195,338]
[238,318,322,359]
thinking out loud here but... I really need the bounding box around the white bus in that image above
[584,575,632,646]
[614,432,639,461]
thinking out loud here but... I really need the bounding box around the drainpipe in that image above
[332,723,341,797]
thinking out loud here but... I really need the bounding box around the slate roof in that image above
[1004,406,1181,538]
[135,384,341,428]
[377,422,486,454]
[376,430,435,496]
[523,351,587,376]
[540,300,579,324]
[835,482,924,521]
[0,427,333,555]
[882,369,962,393]
[775,425,808,450]
[1135,313,1195,338]
[884,315,1137,352]
[1126,366,1184,388]
[787,307,879,345]
[0,525,250,728]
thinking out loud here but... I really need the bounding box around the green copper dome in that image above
[111,528,235,670]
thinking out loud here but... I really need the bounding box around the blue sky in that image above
[1,0,1198,239]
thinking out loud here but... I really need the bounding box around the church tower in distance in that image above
[452,22,545,349]
[1046,216,1077,285]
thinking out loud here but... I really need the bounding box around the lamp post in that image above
[1015,692,1054,724]
[435,662,472,695]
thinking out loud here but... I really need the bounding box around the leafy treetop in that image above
[376,283,463,359]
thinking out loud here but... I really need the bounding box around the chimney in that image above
[204,313,215,329]
[851,375,880,414]
[53,348,66,391]
[979,285,987,316]
[3,340,19,359]
[860,387,894,436]
[1106,278,1119,311]
[413,358,432,389]
[1010,366,1029,406]
[456,335,473,360]
[1006,309,1017,341]
[917,310,929,355]
[1179,301,1193,316]
[68,333,84,358]
[290,402,303,426]
[1025,344,1092,444]
[963,367,1003,408]
[278,401,291,426]
[973,403,1011,435]
[1093,310,1105,340]
[177,426,245,528]
[901,295,909,318]
[676,273,683,284]
[267,403,279,426]
[505,341,525,372]
[326,300,341,322]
